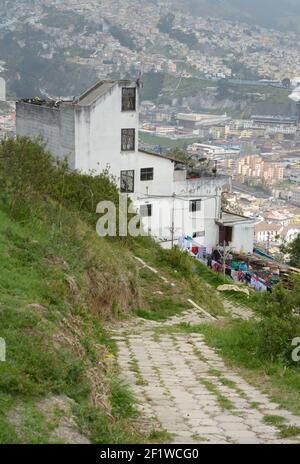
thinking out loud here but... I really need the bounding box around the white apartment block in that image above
[16,80,254,252]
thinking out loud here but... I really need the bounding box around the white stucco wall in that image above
[0,77,6,101]
[135,193,220,250]
[16,102,76,168]
[74,83,139,175]
[231,223,255,254]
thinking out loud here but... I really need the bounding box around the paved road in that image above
[112,313,300,444]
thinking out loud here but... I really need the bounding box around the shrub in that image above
[255,280,300,364]
[0,137,121,228]
[158,246,192,277]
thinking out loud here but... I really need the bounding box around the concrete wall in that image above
[231,223,255,254]
[16,102,76,167]
[135,194,219,250]
[0,77,6,101]
[74,84,176,197]
[127,151,175,198]
[75,83,139,175]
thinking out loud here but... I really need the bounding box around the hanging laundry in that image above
[212,249,221,262]
[192,245,199,255]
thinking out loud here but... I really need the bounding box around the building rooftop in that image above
[19,80,133,108]
[78,80,131,106]
[138,148,181,164]
[217,211,254,226]
[255,222,282,232]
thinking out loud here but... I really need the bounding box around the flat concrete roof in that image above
[217,211,255,226]
[78,81,118,106]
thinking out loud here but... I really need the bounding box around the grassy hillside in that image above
[0,138,227,443]
[1,138,299,443]
[0,139,147,443]
[141,73,291,117]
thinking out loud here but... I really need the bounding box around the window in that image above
[140,168,154,181]
[121,128,135,151]
[122,87,136,111]
[120,170,134,193]
[219,225,233,245]
[193,231,205,238]
[140,204,152,217]
[189,199,201,213]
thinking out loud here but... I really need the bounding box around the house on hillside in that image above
[16,79,254,252]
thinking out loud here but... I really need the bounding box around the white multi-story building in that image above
[16,79,254,252]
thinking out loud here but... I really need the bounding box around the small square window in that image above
[122,88,136,111]
[121,128,135,151]
[140,204,152,217]
[189,200,201,213]
[140,168,154,181]
[120,170,134,193]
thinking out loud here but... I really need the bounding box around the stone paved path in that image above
[112,315,300,444]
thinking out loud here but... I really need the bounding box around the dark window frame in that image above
[140,167,154,181]
[121,128,135,152]
[219,225,233,245]
[189,199,202,213]
[122,87,136,112]
[140,204,152,217]
[120,170,135,193]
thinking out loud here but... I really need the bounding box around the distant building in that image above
[291,188,300,207]
[176,113,230,130]
[255,222,282,244]
[237,155,284,185]
[0,77,6,101]
[289,168,300,184]
[251,114,297,127]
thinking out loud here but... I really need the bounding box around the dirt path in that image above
[112,314,300,444]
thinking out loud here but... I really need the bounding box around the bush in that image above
[0,137,120,226]
[158,246,192,277]
[255,281,300,364]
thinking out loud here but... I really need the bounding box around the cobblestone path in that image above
[112,315,300,444]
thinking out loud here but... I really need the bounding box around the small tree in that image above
[282,78,291,89]
[283,235,300,268]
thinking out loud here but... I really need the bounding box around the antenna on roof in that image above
[135,70,143,89]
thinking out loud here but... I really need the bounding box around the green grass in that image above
[139,132,201,149]
[263,415,286,427]
[0,206,146,443]
[176,321,300,416]
[199,379,234,411]
[147,429,174,443]
[194,260,260,309]
[263,416,300,439]
[279,425,300,439]
[135,296,188,322]
[133,240,225,318]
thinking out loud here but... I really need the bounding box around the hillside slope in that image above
[176,0,300,33]
[0,139,146,443]
[0,138,225,443]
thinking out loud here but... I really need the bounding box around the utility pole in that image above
[171,193,175,249]
[267,231,270,254]
[222,240,233,280]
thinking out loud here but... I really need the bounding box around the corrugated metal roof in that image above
[78,81,116,106]
[78,79,131,106]
[217,212,254,226]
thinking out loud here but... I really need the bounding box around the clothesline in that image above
[178,236,275,293]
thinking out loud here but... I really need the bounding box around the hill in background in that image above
[177,0,300,33]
